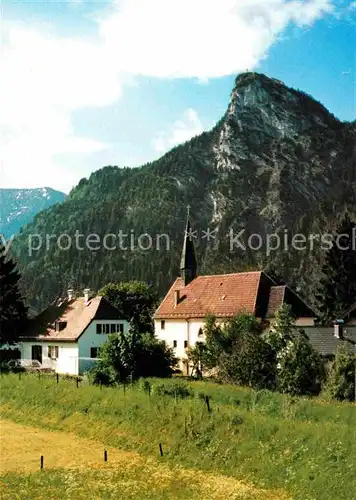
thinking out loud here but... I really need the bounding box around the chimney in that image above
[174,290,180,307]
[333,319,344,339]
[67,289,74,301]
[84,288,90,303]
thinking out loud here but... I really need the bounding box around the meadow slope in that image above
[0,419,287,500]
[0,374,355,499]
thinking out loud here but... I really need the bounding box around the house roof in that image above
[154,271,263,319]
[302,328,356,357]
[266,285,316,318]
[21,296,123,342]
[266,286,286,317]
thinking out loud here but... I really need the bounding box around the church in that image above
[154,214,316,373]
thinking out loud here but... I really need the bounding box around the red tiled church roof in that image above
[154,271,263,319]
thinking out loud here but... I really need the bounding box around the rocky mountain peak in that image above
[227,72,338,138]
[214,72,341,171]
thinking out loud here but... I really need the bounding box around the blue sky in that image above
[1,0,355,193]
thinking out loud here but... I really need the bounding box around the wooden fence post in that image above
[104,450,108,462]
[56,373,59,384]
[159,443,164,457]
[40,455,44,470]
[205,395,211,413]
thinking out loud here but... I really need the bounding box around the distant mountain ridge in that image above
[10,72,356,310]
[0,187,66,238]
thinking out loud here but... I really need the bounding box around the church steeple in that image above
[180,205,197,286]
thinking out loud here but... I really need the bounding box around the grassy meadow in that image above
[0,373,355,499]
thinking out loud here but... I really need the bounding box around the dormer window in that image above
[55,321,67,332]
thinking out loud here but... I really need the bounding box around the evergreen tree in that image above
[316,214,356,324]
[0,243,27,344]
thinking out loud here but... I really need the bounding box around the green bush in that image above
[276,332,324,396]
[325,345,356,401]
[153,380,193,399]
[195,391,208,401]
[139,378,151,394]
[87,330,176,385]
[86,364,116,386]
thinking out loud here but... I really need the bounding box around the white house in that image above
[20,289,129,376]
[154,215,317,373]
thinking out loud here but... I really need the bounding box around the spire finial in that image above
[180,205,197,286]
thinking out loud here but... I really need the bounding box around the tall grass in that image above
[1,373,355,500]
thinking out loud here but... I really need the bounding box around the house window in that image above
[90,347,99,358]
[48,346,59,359]
[55,321,67,332]
[184,340,188,349]
[161,320,165,330]
[173,340,177,348]
[96,323,123,334]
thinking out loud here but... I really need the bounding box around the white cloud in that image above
[153,109,204,152]
[99,0,334,78]
[0,21,123,192]
[1,1,335,191]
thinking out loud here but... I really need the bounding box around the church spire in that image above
[180,205,197,286]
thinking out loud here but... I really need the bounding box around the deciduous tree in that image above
[325,345,356,401]
[99,281,159,334]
